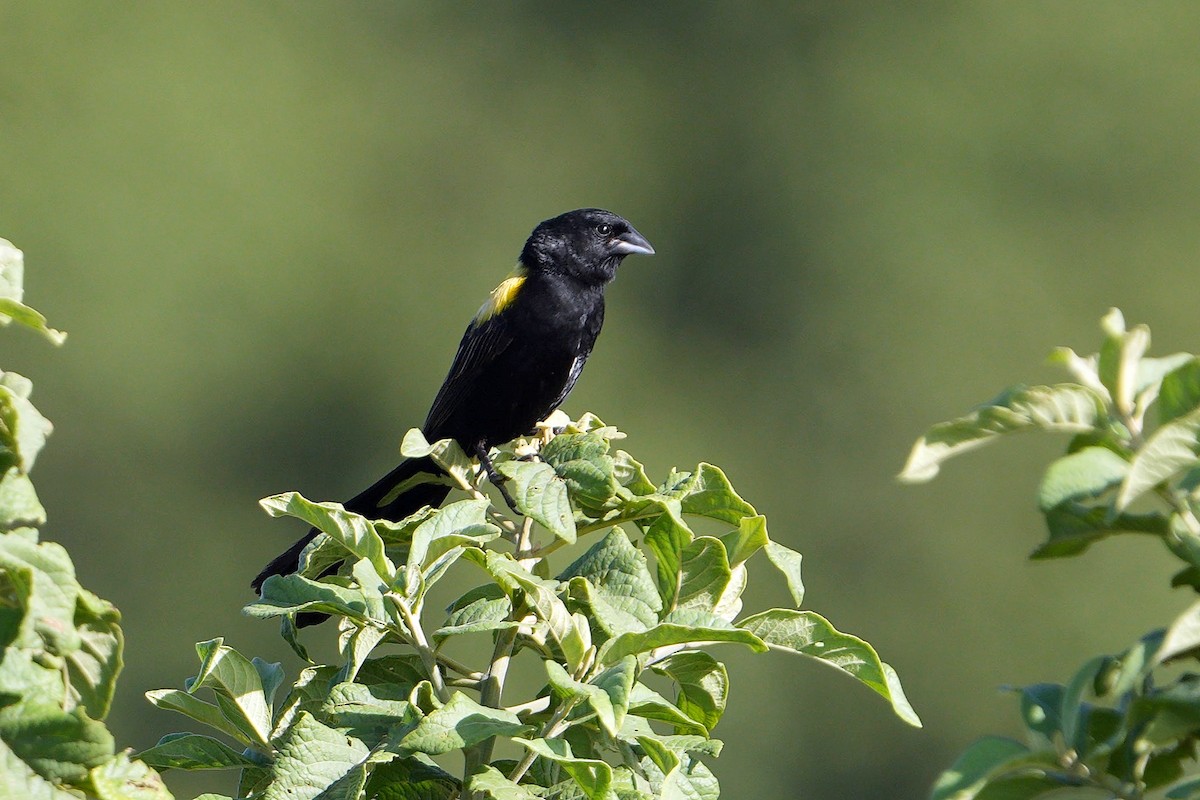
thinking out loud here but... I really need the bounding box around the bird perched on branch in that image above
[252,208,654,620]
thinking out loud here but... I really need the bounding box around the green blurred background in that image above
[3,3,1199,797]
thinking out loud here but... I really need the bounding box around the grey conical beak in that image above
[612,227,655,256]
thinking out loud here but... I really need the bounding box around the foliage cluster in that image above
[144,412,918,799]
[903,310,1200,799]
[0,240,170,799]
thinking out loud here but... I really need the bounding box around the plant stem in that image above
[508,697,580,784]
[390,594,450,703]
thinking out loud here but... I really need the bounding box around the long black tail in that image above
[251,455,452,594]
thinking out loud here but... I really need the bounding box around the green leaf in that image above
[262,712,369,800]
[0,535,80,655]
[136,733,259,771]
[408,499,500,576]
[651,652,728,734]
[1158,599,1200,664]
[1160,359,1200,424]
[673,537,732,613]
[635,736,719,800]
[546,661,618,736]
[1137,353,1196,401]
[559,528,661,633]
[1133,675,1200,747]
[363,757,460,800]
[320,682,418,748]
[625,683,708,736]
[1037,447,1128,512]
[1034,502,1167,559]
[718,515,769,567]
[260,492,394,581]
[1017,683,1064,745]
[144,690,255,748]
[476,551,588,671]
[599,609,766,665]
[0,240,66,345]
[0,373,54,475]
[737,608,921,727]
[467,766,540,800]
[1098,309,1150,416]
[1059,656,1107,755]
[189,639,275,748]
[635,736,683,800]
[66,589,124,720]
[546,657,636,738]
[245,574,373,622]
[335,623,387,685]
[0,469,46,530]
[929,736,1048,800]
[0,701,115,786]
[87,752,172,800]
[1168,775,1200,799]
[399,428,474,484]
[396,692,529,756]
[542,432,618,509]
[612,450,656,496]
[677,463,757,524]
[433,588,515,644]
[899,384,1106,483]
[1119,407,1200,509]
[764,540,804,607]
[496,460,576,544]
[642,501,693,609]
[514,738,612,800]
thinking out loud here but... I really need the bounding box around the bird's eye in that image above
[596,223,613,236]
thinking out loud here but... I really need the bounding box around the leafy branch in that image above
[904,309,1200,800]
[145,412,919,799]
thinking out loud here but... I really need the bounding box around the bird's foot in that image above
[474,441,521,513]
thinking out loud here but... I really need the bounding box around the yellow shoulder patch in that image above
[474,264,527,324]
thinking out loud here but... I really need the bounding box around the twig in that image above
[508,697,580,784]
[389,593,450,703]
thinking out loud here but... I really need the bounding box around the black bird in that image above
[252,208,654,611]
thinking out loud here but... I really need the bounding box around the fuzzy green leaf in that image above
[496,460,576,544]
[0,241,66,345]
[559,528,661,633]
[144,690,254,748]
[599,610,766,665]
[514,738,612,800]
[737,608,921,727]
[189,639,275,748]
[677,463,757,524]
[136,733,258,771]
[433,588,515,644]
[262,712,368,800]
[899,384,1106,483]
[542,432,617,509]
[1038,447,1129,512]
[66,589,124,720]
[1160,359,1200,424]
[1034,502,1167,559]
[244,574,374,622]
[1119,408,1200,509]
[928,736,1050,800]
[651,652,728,734]
[764,540,804,607]
[87,752,172,800]
[467,766,540,799]
[260,493,394,581]
[396,692,528,756]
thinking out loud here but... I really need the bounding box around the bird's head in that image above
[520,208,654,285]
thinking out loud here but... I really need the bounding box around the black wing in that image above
[422,313,516,440]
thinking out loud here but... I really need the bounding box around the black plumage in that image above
[252,209,653,614]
